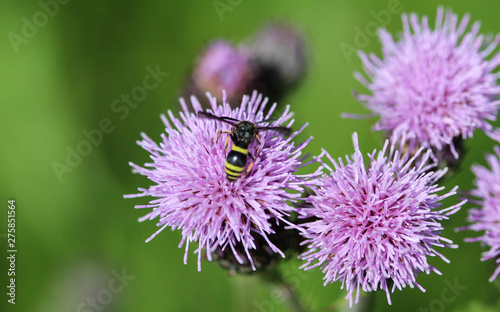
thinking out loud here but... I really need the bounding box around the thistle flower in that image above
[354,7,500,158]
[299,133,465,306]
[192,41,255,103]
[459,146,500,282]
[125,91,313,271]
[245,22,307,96]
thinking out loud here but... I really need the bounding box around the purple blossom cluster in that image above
[192,41,255,103]
[355,7,500,157]
[298,133,464,305]
[460,146,500,282]
[125,91,313,271]
[186,23,307,107]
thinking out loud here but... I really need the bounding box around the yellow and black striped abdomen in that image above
[225,145,248,181]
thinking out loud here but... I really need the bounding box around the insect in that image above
[198,111,291,181]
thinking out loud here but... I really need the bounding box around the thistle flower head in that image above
[355,7,500,157]
[459,146,500,282]
[193,41,255,102]
[125,91,313,271]
[299,133,464,306]
[246,22,307,90]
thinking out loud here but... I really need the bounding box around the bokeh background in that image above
[2,1,500,311]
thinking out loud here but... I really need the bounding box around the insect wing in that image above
[197,111,238,126]
[255,117,278,124]
[257,126,291,136]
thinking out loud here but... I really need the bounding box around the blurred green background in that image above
[2,1,500,311]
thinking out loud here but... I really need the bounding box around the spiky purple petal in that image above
[299,133,464,306]
[355,7,500,157]
[460,146,500,282]
[125,91,314,271]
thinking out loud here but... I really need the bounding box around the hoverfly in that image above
[198,111,291,181]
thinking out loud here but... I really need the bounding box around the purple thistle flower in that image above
[299,133,465,306]
[459,146,500,282]
[193,41,255,103]
[246,22,307,90]
[125,91,313,271]
[354,7,500,157]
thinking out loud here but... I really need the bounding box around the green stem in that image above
[340,292,375,312]
[320,291,376,312]
[262,268,309,312]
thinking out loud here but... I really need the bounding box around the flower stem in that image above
[262,268,309,312]
[341,292,375,312]
[319,291,376,312]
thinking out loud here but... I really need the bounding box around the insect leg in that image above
[217,130,232,144]
[224,135,230,151]
[255,134,262,156]
[242,152,255,179]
